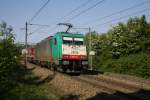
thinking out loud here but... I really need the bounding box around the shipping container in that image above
[35,36,52,63]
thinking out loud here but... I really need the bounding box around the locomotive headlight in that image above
[82,61,88,65]
[63,61,69,65]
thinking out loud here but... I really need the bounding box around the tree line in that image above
[85,15,150,78]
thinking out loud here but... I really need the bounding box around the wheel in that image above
[51,64,57,71]
[62,67,67,72]
[54,66,57,71]
[47,63,51,69]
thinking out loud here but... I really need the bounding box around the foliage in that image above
[0,21,20,96]
[0,21,60,99]
[85,15,150,78]
[99,52,150,78]
[5,71,60,100]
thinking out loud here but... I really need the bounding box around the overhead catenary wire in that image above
[28,0,51,23]
[65,0,105,22]
[93,7,150,28]
[29,23,51,27]
[53,0,95,23]
[25,23,51,36]
[29,0,95,35]
[45,0,105,34]
[28,24,51,35]
[81,0,150,26]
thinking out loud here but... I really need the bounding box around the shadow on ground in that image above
[60,94,79,100]
[60,90,150,100]
[63,69,104,76]
[22,68,56,85]
[82,69,104,75]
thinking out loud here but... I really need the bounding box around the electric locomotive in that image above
[53,32,88,71]
[32,32,88,72]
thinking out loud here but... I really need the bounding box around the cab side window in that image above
[54,38,57,45]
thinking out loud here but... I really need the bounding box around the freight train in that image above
[27,32,88,72]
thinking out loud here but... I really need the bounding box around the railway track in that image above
[54,71,150,100]
[26,62,150,100]
[71,74,150,100]
[77,75,140,93]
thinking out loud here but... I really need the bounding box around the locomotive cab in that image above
[61,34,88,71]
[51,32,88,72]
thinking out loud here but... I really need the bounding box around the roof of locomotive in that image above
[37,32,84,45]
[55,32,84,38]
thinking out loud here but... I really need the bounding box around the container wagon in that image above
[34,36,52,66]
[27,47,35,63]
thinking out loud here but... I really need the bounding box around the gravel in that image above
[104,72,150,90]
[26,63,105,99]
[48,73,104,99]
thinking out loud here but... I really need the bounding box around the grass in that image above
[6,83,61,100]
[4,65,61,100]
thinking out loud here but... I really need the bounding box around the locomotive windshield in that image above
[63,37,73,44]
[63,37,83,45]
[73,38,83,45]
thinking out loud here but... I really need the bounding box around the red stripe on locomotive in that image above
[62,54,87,60]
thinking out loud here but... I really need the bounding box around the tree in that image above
[0,21,20,97]
[0,21,13,37]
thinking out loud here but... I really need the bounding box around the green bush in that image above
[98,52,150,78]
[0,39,21,95]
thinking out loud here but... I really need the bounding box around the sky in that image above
[0,0,150,44]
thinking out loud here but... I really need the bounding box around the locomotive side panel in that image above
[50,34,62,65]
